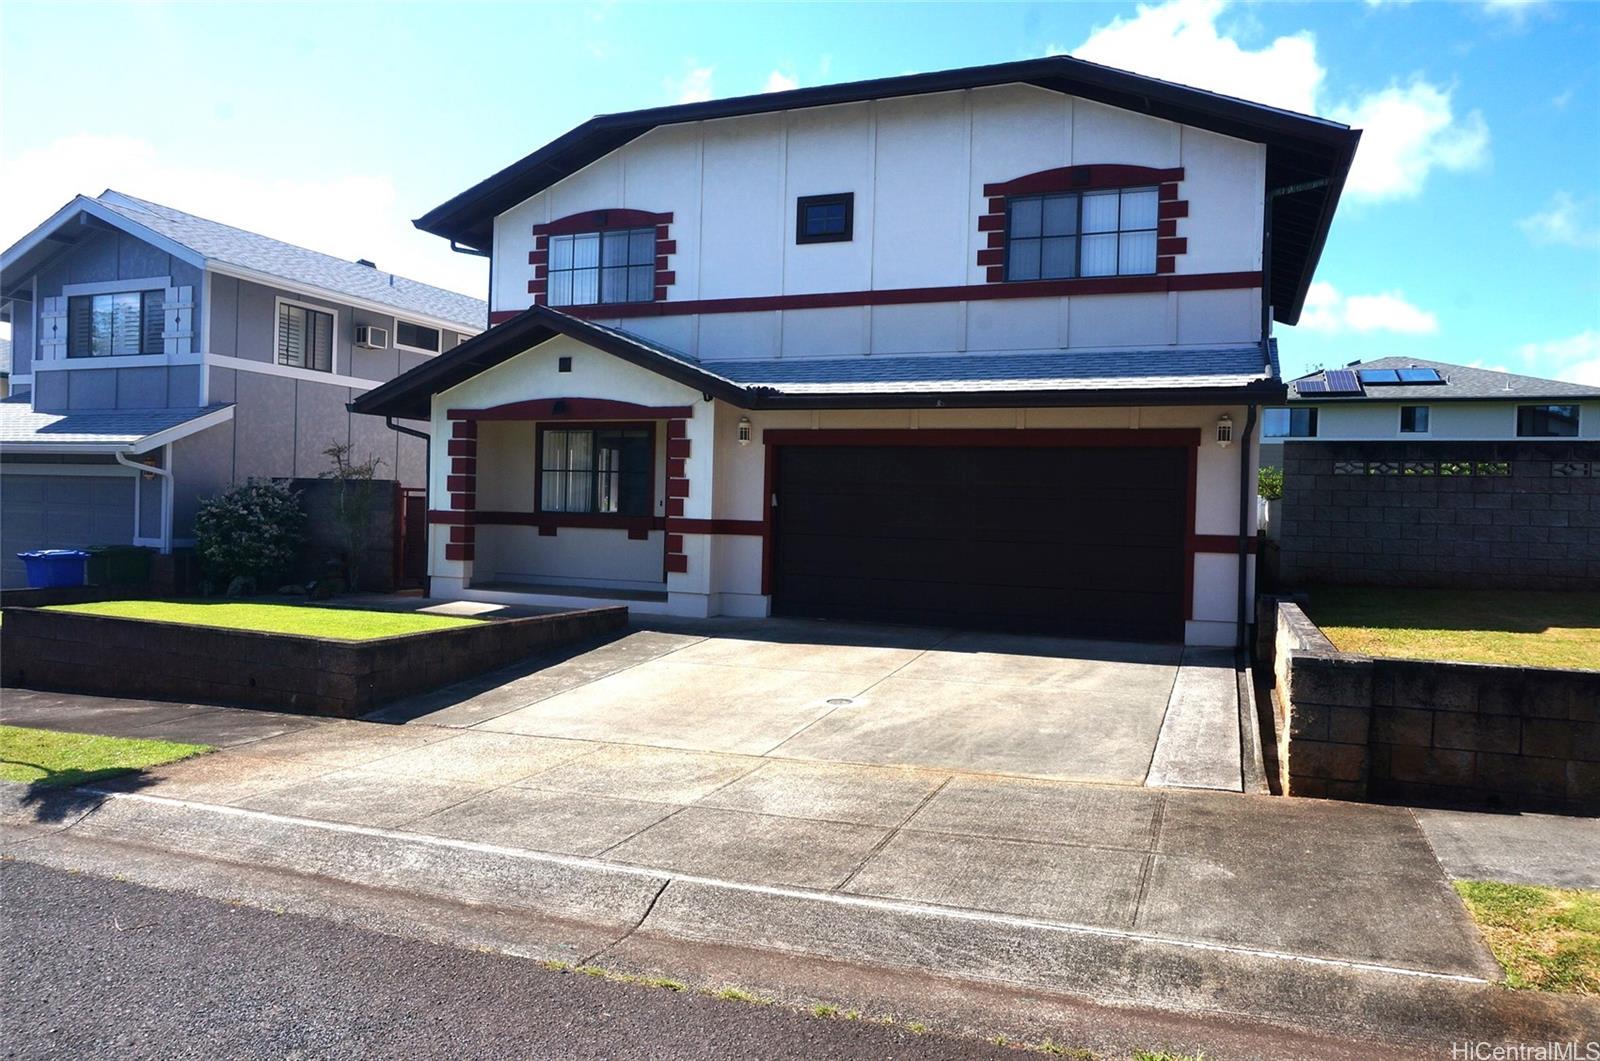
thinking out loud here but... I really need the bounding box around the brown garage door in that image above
[772,444,1189,641]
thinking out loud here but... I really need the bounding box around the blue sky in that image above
[2,0,1595,383]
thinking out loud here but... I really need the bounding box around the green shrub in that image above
[1257,465,1284,501]
[194,479,305,590]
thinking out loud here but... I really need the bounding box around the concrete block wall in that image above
[1268,600,1598,813]
[1277,441,1600,590]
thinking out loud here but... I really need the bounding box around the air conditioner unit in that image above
[355,325,389,349]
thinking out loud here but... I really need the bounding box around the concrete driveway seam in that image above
[1129,792,1170,928]
[58,786,1493,986]
[833,776,954,891]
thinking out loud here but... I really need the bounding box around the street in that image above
[0,861,1005,1061]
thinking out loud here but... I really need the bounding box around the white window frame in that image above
[1398,405,1431,436]
[273,295,339,375]
[393,318,443,355]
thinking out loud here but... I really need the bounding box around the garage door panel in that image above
[774,444,1188,641]
[0,473,136,588]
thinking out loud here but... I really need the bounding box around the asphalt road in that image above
[1,860,1009,1061]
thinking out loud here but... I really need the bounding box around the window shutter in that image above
[40,296,69,360]
[162,285,194,356]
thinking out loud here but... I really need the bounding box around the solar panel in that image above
[1296,378,1328,394]
[1396,367,1442,383]
[1359,369,1401,384]
[1323,368,1363,394]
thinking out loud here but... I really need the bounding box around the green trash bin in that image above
[84,545,154,586]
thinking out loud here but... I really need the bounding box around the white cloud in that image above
[1295,282,1439,334]
[1517,191,1600,248]
[0,135,485,298]
[1517,330,1600,385]
[1481,0,1547,24]
[1070,0,1489,202]
[763,70,799,93]
[669,66,715,104]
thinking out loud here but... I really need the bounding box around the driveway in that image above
[376,618,1234,788]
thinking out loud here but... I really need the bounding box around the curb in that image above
[10,786,1598,1047]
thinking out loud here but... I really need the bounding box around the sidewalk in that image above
[4,689,1597,1049]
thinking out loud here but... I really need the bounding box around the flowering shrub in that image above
[193,479,305,589]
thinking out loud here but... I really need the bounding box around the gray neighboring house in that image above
[1261,357,1600,590]
[0,190,486,588]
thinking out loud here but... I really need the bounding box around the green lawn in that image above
[1454,881,1600,995]
[1305,588,1600,670]
[45,600,480,640]
[0,725,210,788]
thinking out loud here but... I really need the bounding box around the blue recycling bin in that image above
[17,549,89,589]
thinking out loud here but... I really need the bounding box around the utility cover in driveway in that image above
[773,445,1187,640]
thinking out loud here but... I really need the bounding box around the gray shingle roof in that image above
[0,399,230,448]
[94,191,486,331]
[703,344,1272,394]
[1290,356,1600,402]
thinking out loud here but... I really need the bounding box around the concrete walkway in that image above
[1,687,1493,978]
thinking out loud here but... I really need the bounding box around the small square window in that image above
[1399,406,1430,434]
[796,193,853,244]
[558,356,572,373]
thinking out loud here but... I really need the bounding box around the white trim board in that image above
[211,261,481,335]
[205,352,386,392]
[32,353,203,372]
[60,275,172,298]
[131,405,234,454]
[0,462,138,477]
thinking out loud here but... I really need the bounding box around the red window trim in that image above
[529,209,675,307]
[980,165,1189,281]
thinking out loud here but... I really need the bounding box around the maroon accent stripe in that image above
[658,239,677,255]
[666,419,688,440]
[666,457,686,478]
[1157,237,1188,255]
[664,553,688,574]
[1157,257,1176,275]
[444,543,474,561]
[451,420,477,440]
[450,457,476,474]
[665,498,684,517]
[460,510,666,533]
[657,271,676,286]
[987,196,1007,214]
[449,493,475,510]
[446,440,476,457]
[977,214,1006,232]
[762,428,1201,448]
[449,398,693,421]
[559,272,1260,320]
[1158,219,1178,239]
[666,478,690,499]
[1191,534,1243,554]
[666,533,684,552]
[627,527,649,541]
[1158,183,1179,202]
[985,266,1006,283]
[666,438,691,459]
[666,518,764,536]
[427,510,473,526]
[975,249,1004,266]
[446,475,474,492]
[986,231,1006,249]
[1158,200,1189,220]
[539,525,558,537]
[983,165,1184,197]
[448,525,473,543]
[1185,444,1199,620]
[488,310,520,325]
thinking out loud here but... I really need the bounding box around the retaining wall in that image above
[0,605,627,719]
[1263,598,1597,814]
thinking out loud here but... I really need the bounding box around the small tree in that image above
[194,479,305,590]
[321,443,386,591]
[1258,465,1284,501]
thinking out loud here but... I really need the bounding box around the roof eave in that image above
[745,379,1287,411]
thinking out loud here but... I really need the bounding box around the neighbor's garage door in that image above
[773,445,1189,641]
[0,475,135,588]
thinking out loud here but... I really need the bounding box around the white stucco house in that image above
[351,56,1360,646]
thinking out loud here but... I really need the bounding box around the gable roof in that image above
[2,191,486,332]
[1289,357,1600,403]
[349,305,1284,420]
[414,55,1359,327]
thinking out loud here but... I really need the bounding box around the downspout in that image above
[1235,402,1258,653]
[385,416,431,512]
[116,447,172,554]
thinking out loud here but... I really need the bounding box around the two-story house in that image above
[0,191,485,587]
[351,57,1359,646]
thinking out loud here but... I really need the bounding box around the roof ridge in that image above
[97,190,484,305]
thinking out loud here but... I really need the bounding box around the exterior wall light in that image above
[1216,414,1234,448]
[737,416,752,446]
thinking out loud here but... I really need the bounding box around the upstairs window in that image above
[1006,187,1158,281]
[548,228,655,306]
[1400,406,1430,434]
[539,426,652,516]
[276,300,334,372]
[67,291,164,357]
[796,193,853,244]
[1263,407,1318,438]
[395,320,441,353]
[1517,404,1579,437]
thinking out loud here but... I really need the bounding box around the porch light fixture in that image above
[737,416,752,446]
[1216,414,1234,448]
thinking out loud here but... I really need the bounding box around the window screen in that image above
[277,302,334,372]
[1006,187,1159,281]
[548,228,656,306]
